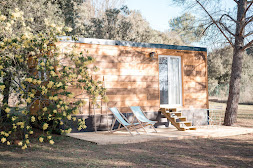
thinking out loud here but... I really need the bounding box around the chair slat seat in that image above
[109,107,140,136]
[130,106,157,133]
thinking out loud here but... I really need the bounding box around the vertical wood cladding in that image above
[56,42,208,114]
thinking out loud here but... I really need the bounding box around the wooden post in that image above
[93,104,97,132]
[103,76,109,132]
[91,75,97,132]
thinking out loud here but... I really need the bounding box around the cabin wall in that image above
[56,42,208,117]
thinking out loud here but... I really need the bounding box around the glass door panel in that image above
[159,57,168,104]
[159,56,182,107]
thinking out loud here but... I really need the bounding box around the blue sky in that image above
[125,0,183,32]
[125,0,236,32]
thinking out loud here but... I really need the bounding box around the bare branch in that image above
[241,1,253,21]
[245,16,253,25]
[218,21,236,36]
[244,31,253,38]
[233,0,239,4]
[202,22,214,35]
[240,16,253,35]
[195,0,234,47]
[219,14,238,23]
[242,39,253,50]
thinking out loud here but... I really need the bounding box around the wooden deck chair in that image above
[129,106,157,133]
[109,107,140,136]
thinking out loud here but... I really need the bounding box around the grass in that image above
[209,101,253,127]
[0,101,253,168]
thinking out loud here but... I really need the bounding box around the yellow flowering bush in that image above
[0,9,107,149]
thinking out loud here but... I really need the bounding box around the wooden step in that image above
[176,121,192,127]
[165,108,177,112]
[171,116,187,121]
[181,126,197,130]
[160,108,196,131]
[167,112,182,117]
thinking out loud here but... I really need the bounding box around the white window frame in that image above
[159,55,183,108]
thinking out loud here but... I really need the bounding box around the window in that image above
[159,55,182,107]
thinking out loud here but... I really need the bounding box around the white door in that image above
[159,55,182,107]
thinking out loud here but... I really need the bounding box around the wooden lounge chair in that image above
[109,107,140,136]
[129,106,157,133]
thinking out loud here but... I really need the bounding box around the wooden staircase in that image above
[159,108,196,131]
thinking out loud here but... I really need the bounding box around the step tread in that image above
[176,121,192,123]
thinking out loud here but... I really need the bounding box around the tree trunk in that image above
[1,72,11,121]
[224,0,246,126]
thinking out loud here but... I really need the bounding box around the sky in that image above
[125,0,236,32]
[125,0,237,48]
[125,0,183,32]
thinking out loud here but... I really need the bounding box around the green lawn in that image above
[0,102,253,168]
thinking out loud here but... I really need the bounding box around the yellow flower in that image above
[32,79,37,84]
[11,11,22,18]
[68,93,74,98]
[65,128,72,133]
[19,58,24,62]
[11,116,16,121]
[47,81,54,88]
[66,27,73,32]
[0,15,7,21]
[26,139,30,144]
[53,96,58,101]
[0,85,5,90]
[26,98,31,103]
[67,115,71,120]
[43,107,47,112]
[25,134,28,139]
[29,93,35,98]
[50,71,56,76]
[18,141,23,146]
[0,65,3,70]
[40,62,45,66]
[72,117,76,121]
[31,116,36,122]
[42,123,48,130]
[53,110,57,113]
[1,137,6,143]
[37,80,42,85]
[7,141,10,145]
[57,105,60,108]
[5,108,11,113]
[39,137,44,143]
[47,136,52,139]
[25,78,33,83]
[17,122,25,129]
[29,131,33,134]
[22,144,27,150]
[13,124,17,129]
[57,82,63,87]
[49,140,54,145]
[60,121,63,125]
[74,109,79,114]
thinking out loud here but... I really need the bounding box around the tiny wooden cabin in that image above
[57,36,209,131]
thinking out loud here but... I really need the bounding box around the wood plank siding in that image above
[56,39,208,115]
